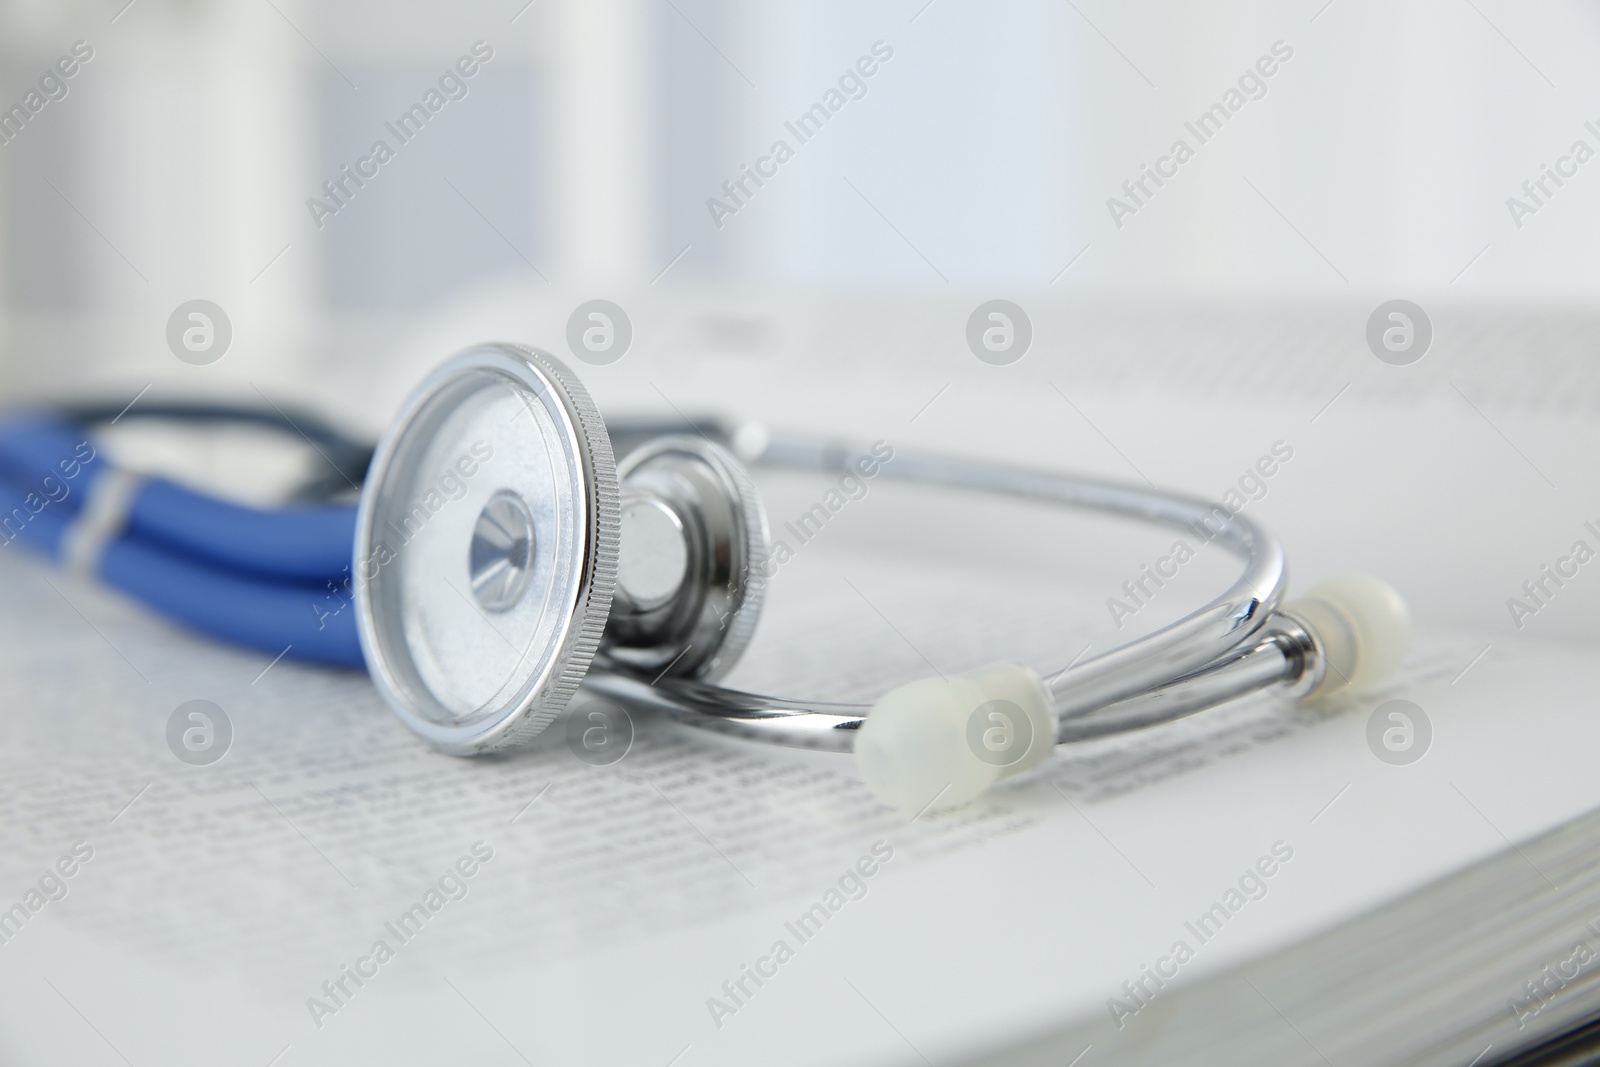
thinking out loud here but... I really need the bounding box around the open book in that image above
[5,296,1600,1065]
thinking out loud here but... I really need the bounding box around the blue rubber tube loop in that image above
[0,491,363,666]
[0,415,364,667]
[99,535,364,667]
[0,413,355,583]
[129,480,356,584]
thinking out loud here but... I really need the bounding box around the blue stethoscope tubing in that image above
[0,413,365,667]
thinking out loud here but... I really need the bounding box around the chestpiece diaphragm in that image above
[354,343,619,754]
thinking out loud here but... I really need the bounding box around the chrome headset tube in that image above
[758,440,1287,716]
[587,438,1294,753]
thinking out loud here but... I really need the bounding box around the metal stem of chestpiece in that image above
[599,436,768,684]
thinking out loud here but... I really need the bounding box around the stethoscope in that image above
[0,343,1410,815]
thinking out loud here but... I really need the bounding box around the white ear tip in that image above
[854,663,1056,817]
[853,677,994,817]
[1286,573,1410,696]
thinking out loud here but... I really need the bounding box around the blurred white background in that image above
[3,0,1599,384]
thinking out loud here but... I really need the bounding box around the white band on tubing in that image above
[60,467,145,581]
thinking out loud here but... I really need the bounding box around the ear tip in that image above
[853,675,995,817]
[1315,572,1411,647]
[1288,573,1411,695]
[853,663,1057,817]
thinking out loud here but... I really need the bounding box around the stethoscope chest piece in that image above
[354,343,621,754]
[354,344,770,756]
